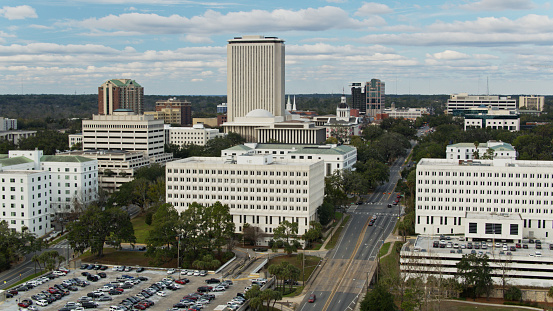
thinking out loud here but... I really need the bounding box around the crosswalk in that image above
[351,212,400,217]
[52,241,71,249]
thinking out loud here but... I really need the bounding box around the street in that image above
[298,155,406,311]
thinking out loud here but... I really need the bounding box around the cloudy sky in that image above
[0,0,552,95]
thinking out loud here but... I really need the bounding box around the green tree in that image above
[302,221,322,247]
[205,201,235,256]
[261,288,283,311]
[17,129,69,154]
[67,204,136,258]
[245,285,263,311]
[455,253,493,300]
[317,200,335,226]
[360,284,396,311]
[0,221,40,271]
[273,220,298,244]
[132,178,151,214]
[192,254,221,270]
[145,203,180,265]
[504,286,522,301]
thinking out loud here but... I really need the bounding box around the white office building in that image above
[165,123,223,146]
[0,150,98,236]
[40,155,98,213]
[69,133,83,149]
[446,141,516,160]
[166,155,325,245]
[222,143,357,176]
[415,158,553,241]
[82,110,172,163]
[447,93,517,114]
[464,109,520,132]
[227,35,285,123]
[383,107,427,120]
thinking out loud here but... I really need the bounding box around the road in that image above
[298,125,428,311]
[298,155,406,311]
[0,239,73,290]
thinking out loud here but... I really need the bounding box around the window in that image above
[485,223,502,235]
[468,223,477,233]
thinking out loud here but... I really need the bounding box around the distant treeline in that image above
[2,94,550,128]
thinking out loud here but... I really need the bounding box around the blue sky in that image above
[0,0,552,95]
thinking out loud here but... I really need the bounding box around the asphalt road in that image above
[298,155,407,311]
[0,239,73,290]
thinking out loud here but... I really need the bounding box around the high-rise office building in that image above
[98,79,144,115]
[350,83,366,114]
[366,79,385,117]
[155,98,192,126]
[227,35,285,122]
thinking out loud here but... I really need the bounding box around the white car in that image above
[156,291,167,297]
[180,269,188,276]
[193,270,200,276]
[167,268,176,274]
[36,300,49,306]
[187,270,194,276]
[213,286,226,292]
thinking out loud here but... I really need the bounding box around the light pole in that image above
[176,236,180,269]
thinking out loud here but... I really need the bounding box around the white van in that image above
[536,251,542,257]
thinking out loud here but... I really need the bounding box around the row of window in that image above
[417,205,553,214]
[419,196,553,205]
[419,179,552,188]
[168,168,308,177]
[419,171,551,179]
[171,202,309,212]
[168,185,308,193]
[169,193,309,203]
[168,178,308,186]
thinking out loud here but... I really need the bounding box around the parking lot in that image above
[3,264,253,311]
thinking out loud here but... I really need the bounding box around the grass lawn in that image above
[131,214,151,244]
[334,212,343,222]
[378,242,391,258]
[78,248,178,268]
[428,300,546,311]
[267,254,321,284]
[325,215,350,250]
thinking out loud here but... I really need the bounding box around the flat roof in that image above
[0,156,34,167]
[169,156,318,167]
[465,212,522,221]
[41,155,95,163]
[411,235,550,259]
[418,158,553,168]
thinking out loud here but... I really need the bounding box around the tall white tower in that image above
[336,95,350,121]
[227,35,285,122]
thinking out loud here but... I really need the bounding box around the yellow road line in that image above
[321,218,370,311]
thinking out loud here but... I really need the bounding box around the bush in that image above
[504,286,522,301]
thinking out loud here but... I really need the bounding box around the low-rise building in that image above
[446,141,516,160]
[0,130,36,145]
[165,154,325,245]
[447,93,517,114]
[382,107,427,120]
[519,95,544,111]
[68,133,83,149]
[401,235,553,287]
[59,149,149,193]
[0,117,17,131]
[165,123,224,146]
[464,109,520,132]
[222,143,357,176]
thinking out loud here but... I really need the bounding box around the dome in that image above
[245,109,274,118]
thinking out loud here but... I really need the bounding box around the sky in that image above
[0,0,552,96]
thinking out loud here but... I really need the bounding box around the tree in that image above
[205,201,235,257]
[360,284,396,311]
[67,204,136,258]
[273,220,298,244]
[455,253,493,300]
[147,177,166,210]
[132,178,151,214]
[302,221,322,247]
[192,254,221,270]
[317,200,335,226]
[145,203,180,265]
[548,286,553,301]
[504,286,522,301]
[0,220,40,271]
[245,285,263,311]
[243,223,263,246]
[261,289,282,311]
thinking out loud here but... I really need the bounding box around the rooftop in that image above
[0,156,34,167]
[40,155,95,163]
[225,143,356,155]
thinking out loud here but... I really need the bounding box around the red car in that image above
[175,279,186,284]
[308,294,316,303]
[134,304,146,310]
[397,194,401,198]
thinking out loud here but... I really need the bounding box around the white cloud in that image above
[460,0,535,11]
[183,34,213,43]
[325,0,347,3]
[61,7,380,36]
[0,5,37,20]
[355,2,393,16]
[427,50,470,60]
[191,78,204,82]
